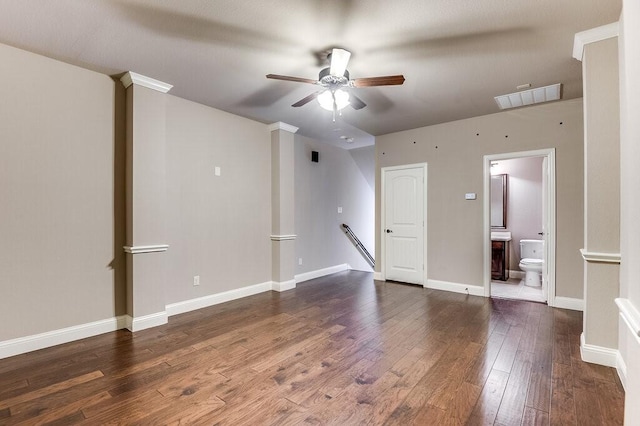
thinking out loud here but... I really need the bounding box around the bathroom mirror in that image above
[491,174,508,229]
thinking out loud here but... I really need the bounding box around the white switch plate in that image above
[338,207,343,213]
[214,166,221,176]
[465,193,477,200]
[298,258,303,265]
[193,275,200,286]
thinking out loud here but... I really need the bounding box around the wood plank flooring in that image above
[0,271,625,425]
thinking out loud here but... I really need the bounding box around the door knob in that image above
[386,229,393,233]
[538,232,543,235]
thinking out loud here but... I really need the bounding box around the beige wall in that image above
[295,138,375,274]
[618,0,640,421]
[582,37,620,351]
[164,95,272,304]
[376,99,584,298]
[0,42,126,340]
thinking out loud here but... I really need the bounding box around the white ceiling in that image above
[0,0,621,149]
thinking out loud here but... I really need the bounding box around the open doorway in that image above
[483,149,557,306]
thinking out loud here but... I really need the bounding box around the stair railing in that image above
[341,223,375,267]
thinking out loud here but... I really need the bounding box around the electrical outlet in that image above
[214,166,221,176]
[298,258,303,265]
[338,207,343,214]
[193,275,200,286]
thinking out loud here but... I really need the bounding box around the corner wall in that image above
[375,99,584,299]
[0,42,126,340]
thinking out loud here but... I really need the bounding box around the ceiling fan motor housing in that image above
[319,67,349,87]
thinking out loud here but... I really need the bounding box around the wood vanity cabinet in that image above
[491,240,510,281]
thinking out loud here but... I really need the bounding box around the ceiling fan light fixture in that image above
[317,89,350,111]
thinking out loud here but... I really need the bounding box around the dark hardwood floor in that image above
[0,271,625,425]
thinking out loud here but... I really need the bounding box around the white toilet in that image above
[519,239,544,287]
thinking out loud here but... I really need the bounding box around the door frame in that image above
[380,163,428,285]
[483,148,557,306]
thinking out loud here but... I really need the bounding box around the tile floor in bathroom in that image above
[491,276,546,303]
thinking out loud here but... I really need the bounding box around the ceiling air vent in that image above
[494,83,562,110]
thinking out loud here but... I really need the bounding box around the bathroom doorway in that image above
[483,149,556,305]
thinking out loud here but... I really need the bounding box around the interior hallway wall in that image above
[376,99,584,299]
[295,137,375,275]
[164,95,272,305]
[0,42,126,340]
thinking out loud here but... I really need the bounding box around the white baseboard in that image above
[125,311,168,332]
[580,333,618,368]
[508,270,525,279]
[373,272,384,281]
[425,279,485,297]
[295,264,351,284]
[0,315,127,360]
[616,350,627,391]
[553,296,584,311]
[272,279,296,292]
[166,281,273,317]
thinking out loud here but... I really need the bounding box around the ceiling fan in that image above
[266,48,405,120]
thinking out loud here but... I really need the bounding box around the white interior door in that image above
[541,157,549,301]
[383,167,425,285]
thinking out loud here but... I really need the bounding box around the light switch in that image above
[215,166,221,176]
[338,207,343,213]
[465,193,477,200]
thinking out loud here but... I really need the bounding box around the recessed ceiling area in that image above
[0,0,621,148]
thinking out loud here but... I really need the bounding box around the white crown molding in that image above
[553,296,584,312]
[573,22,620,61]
[0,316,127,360]
[580,249,621,264]
[166,281,273,317]
[295,264,351,284]
[616,298,640,341]
[580,333,619,368]
[425,279,485,297]
[120,71,173,93]
[270,234,297,241]
[267,122,299,133]
[123,244,169,254]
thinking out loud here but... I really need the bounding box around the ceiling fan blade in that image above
[266,74,318,85]
[292,92,320,107]
[349,93,367,110]
[329,48,351,77]
[352,75,405,87]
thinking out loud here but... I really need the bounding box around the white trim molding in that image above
[616,351,627,391]
[553,297,584,312]
[373,272,384,281]
[615,298,640,341]
[580,249,621,264]
[295,264,351,284]
[270,234,297,241]
[120,71,173,93]
[125,312,168,332]
[166,281,273,317]
[573,22,620,61]
[272,279,296,292]
[426,280,485,297]
[123,244,169,254]
[268,122,299,133]
[0,316,127,360]
[580,333,618,368]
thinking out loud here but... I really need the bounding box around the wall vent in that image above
[494,83,562,110]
